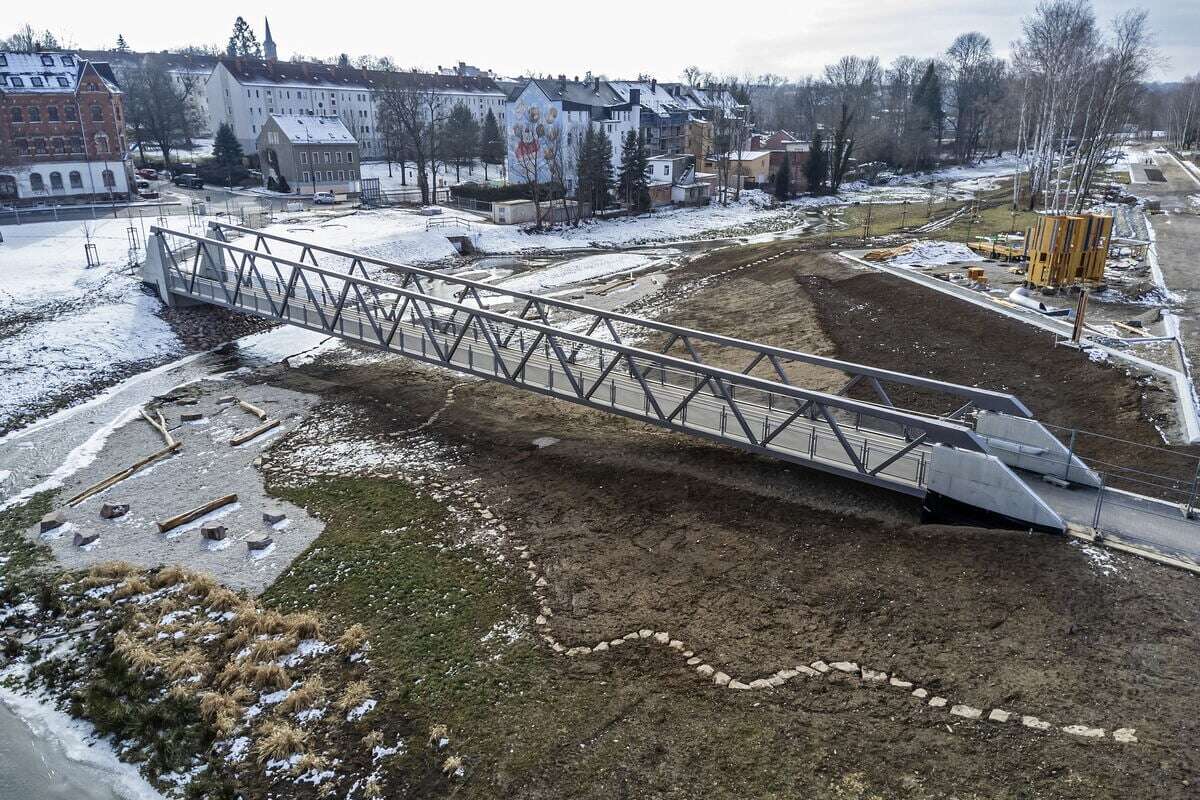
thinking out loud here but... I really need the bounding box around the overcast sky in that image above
[13,0,1198,81]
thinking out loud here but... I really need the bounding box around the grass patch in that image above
[0,491,55,598]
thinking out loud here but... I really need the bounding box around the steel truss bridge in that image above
[142,221,1096,532]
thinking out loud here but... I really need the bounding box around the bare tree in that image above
[1167,75,1199,150]
[375,71,447,205]
[124,60,198,168]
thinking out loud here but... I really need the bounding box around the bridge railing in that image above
[202,221,1032,422]
[151,225,990,491]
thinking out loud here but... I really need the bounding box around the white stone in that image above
[668,639,684,651]
[609,639,624,647]
[653,632,669,644]
[831,661,859,674]
[777,669,799,681]
[950,704,982,720]
[639,629,654,639]
[988,709,1012,723]
[766,676,786,688]
[1062,725,1105,739]
[535,577,548,588]
[535,615,547,626]
[810,660,830,674]
[728,680,752,690]
[519,551,530,560]
[593,641,609,652]
[748,679,773,690]
[682,651,694,658]
[540,606,553,617]
[861,668,888,683]
[927,696,947,708]
[889,677,913,689]
[551,643,565,653]
[1022,716,1051,730]
[713,671,731,686]
[565,646,591,657]
[623,632,640,641]
[696,664,715,678]
[797,666,820,678]
[1113,728,1138,743]
[687,657,702,666]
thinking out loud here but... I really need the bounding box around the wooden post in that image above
[156,494,239,534]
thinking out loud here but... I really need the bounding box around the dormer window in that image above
[31,77,44,88]
[10,77,23,87]
[61,56,73,66]
[0,55,6,66]
[57,77,68,87]
[41,55,54,66]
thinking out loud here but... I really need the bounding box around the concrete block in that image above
[682,651,694,658]
[100,503,129,520]
[861,668,888,683]
[1062,725,1104,739]
[246,534,273,550]
[200,523,227,541]
[73,530,99,547]
[181,411,204,422]
[712,671,730,686]
[928,696,947,708]
[39,511,66,533]
[217,395,237,405]
[687,657,702,666]
[831,661,859,674]
[728,680,752,690]
[262,509,287,525]
[1021,716,1051,730]
[988,708,1012,723]
[1113,728,1138,743]
[609,639,624,647]
[950,704,982,720]
[889,677,913,689]
[534,615,547,626]
[911,688,928,699]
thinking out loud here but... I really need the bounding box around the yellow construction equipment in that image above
[1024,212,1112,288]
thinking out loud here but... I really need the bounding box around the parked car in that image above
[172,174,204,189]
[312,191,336,205]
[136,168,158,180]
[138,189,160,200]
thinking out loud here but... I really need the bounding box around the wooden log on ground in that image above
[140,408,175,448]
[238,400,268,420]
[156,493,238,534]
[230,419,280,446]
[66,442,182,507]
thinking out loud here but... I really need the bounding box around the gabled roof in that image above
[0,51,81,93]
[608,81,689,117]
[218,57,504,96]
[76,49,219,74]
[265,114,357,145]
[525,78,625,108]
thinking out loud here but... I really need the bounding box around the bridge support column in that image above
[141,232,201,308]
[925,445,1066,533]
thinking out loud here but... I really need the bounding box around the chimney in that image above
[593,77,600,93]
[629,88,640,106]
[558,74,566,93]
[651,78,656,93]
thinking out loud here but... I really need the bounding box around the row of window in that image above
[300,169,356,183]
[0,54,74,68]
[249,87,369,103]
[298,150,355,165]
[9,104,105,123]
[26,168,117,192]
[0,74,71,88]
[10,132,110,155]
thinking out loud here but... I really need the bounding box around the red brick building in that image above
[0,51,132,205]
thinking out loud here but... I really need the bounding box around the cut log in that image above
[238,400,268,420]
[140,408,175,448]
[156,494,238,534]
[230,419,279,446]
[66,443,181,507]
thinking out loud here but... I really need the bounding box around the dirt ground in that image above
[256,242,1200,798]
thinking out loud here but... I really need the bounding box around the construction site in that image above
[3,146,1200,800]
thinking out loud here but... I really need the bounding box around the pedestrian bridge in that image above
[142,221,1108,535]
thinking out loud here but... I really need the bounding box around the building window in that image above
[61,55,73,67]
[57,77,68,87]
[0,175,15,197]
[337,170,345,180]
[49,172,63,190]
[334,151,342,163]
[69,170,82,188]
[9,108,20,123]
[68,136,82,153]
[102,169,115,188]
[28,107,40,122]
[94,133,109,154]
[31,77,44,88]
[64,104,77,121]
[51,137,64,154]
[10,77,23,88]
[300,152,308,164]
[326,171,333,181]
[90,105,103,122]
[41,55,54,66]
[13,138,27,155]
[346,151,354,163]
[323,152,330,163]
[302,171,310,182]
[33,138,47,154]
[47,107,59,122]
[30,173,45,192]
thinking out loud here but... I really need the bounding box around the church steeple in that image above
[263,17,277,61]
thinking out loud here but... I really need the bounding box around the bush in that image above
[196,162,250,187]
[451,181,562,202]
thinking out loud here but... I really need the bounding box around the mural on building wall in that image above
[510,98,562,182]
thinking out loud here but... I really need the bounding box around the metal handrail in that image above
[204,221,1033,417]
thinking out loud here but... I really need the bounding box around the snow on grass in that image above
[498,252,663,292]
[886,240,980,267]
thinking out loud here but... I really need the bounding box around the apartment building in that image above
[77,49,217,135]
[0,51,132,205]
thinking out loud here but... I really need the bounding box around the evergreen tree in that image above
[804,131,828,195]
[618,130,651,212]
[576,127,597,213]
[442,103,479,182]
[115,34,130,53]
[227,17,261,58]
[213,123,244,169]
[905,62,944,170]
[774,151,791,201]
[594,130,613,212]
[479,108,505,181]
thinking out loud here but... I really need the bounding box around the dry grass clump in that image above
[336,623,368,655]
[78,573,119,589]
[442,755,464,776]
[427,724,449,748]
[292,752,326,775]
[235,608,287,637]
[249,662,292,690]
[199,690,241,723]
[111,576,151,600]
[188,620,224,640]
[88,561,139,581]
[361,730,384,750]
[113,630,161,674]
[165,649,208,680]
[151,565,190,589]
[248,635,299,663]
[255,722,308,763]
[336,680,372,712]
[363,779,383,798]
[284,611,321,640]
[215,660,250,690]
[186,573,218,599]
[223,627,253,655]
[204,587,242,612]
[278,676,326,714]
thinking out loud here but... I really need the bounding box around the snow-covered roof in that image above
[268,114,357,145]
[608,81,688,117]
[0,52,80,93]
[718,150,771,161]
